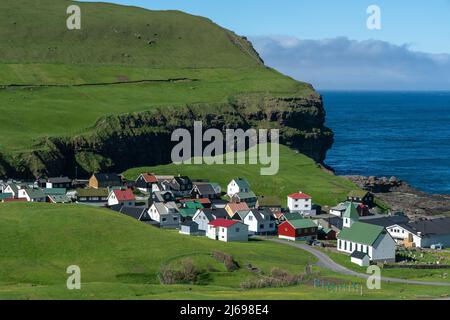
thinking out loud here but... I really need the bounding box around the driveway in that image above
[269,238,450,287]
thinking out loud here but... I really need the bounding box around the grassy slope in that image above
[1,203,449,300]
[124,145,359,207]
[0,0,314,153]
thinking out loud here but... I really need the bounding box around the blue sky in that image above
[79,0,450,90]
[82,0,450,53]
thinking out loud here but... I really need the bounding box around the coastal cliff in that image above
[0,92,333,178]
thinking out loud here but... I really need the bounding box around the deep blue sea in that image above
[321,91,450,194]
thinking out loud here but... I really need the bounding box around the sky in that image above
[79,0,450,90]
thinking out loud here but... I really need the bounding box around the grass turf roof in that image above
[338,222,385,246]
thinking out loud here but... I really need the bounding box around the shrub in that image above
[158,258,200,285]
[211,251,240,271]
[240,268,307,290]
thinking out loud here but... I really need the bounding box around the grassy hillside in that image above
[124,145,357,207]
[1,203,449,300]
[0,0,314,155]
[0,0,262,70]
[0,202,317,299]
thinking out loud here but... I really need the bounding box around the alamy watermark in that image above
[171,121,280,176]
[67,5,81,30]
[367,5,382,30]
[66,265,81,290]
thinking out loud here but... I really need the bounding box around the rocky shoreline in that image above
[344,175,450,218]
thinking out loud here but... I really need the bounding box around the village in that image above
[1,173,450,268]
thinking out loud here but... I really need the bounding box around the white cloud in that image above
[251,36,450,90]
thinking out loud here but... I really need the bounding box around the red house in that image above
[278,218,318,241]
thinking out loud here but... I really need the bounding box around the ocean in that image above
[321,91,450,195]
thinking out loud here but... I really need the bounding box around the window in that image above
[236,228,240,233]
[249,216,253,221]
[260,224,264,229]
[269,223,274,228]
[162,218,167,222]
[173,217,178,221]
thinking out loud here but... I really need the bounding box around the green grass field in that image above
[123,145,358,207]
[1,202,449,300]
[0,0,316,155]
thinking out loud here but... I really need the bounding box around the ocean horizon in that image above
[322,90,450,195]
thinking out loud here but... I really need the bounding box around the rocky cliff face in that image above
[0,91,333,178]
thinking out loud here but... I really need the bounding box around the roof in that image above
[338,222,385,246]
[153,202,179,215]
[93,173,121,183]
[287,219,317,229]
[348,190,370,199]
[226,202,250,214]
[24,188,45,198]
[180,198,211,205]
[351,251,369,259]
[48,194,71,203]
[184,201,204,210]
[343,202,359,219]
[288,192,312,200]
[120,206,149,220]
[112,189,135,201]
[402,217,450,237]
[47,177,72,184]
[330,203,348,212]
[77,188,109,197]
[0,193,13,200]
[199,208,228,221]
[179,208,197,218]
[140,173,158,183]
[234,210,251,220]
[209,218,240,228]
[233,191,257,200]
[43,188,67,196]
[193,183,216,195]
[283,212,304,222]
[181,221,199,228]
[361,215,410,228]
[231,178,250,189]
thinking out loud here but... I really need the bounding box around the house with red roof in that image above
[206,219,249,242]
[107,189,136,207]
[135,173,158,193]
[287,191,316,216]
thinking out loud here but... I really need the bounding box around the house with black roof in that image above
[89,173,122,189]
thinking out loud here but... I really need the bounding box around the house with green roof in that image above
[18,188,46,202]
[278,218,318,241]
[337,221,396,264]
[343,201,359,228]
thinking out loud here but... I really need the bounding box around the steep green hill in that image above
[0,0,262,75]
[1,203,449,300]
[0,0,332,178]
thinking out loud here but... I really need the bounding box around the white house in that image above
[337,213,396,264]
[107,189,136,207]
[240,209,276,235]
[287,192,316,216]
[3,183,28,198]
[329,203,348,217]
[192,208,228,232]
[18,188,46,202]
[148,202,180,228]
[206,219,249,242]
[350,251,370,267]
[383,217,450,248]
[227,178,250,198]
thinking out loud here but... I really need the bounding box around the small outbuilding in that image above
[350,251,370,267]
[179,221,200,236]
